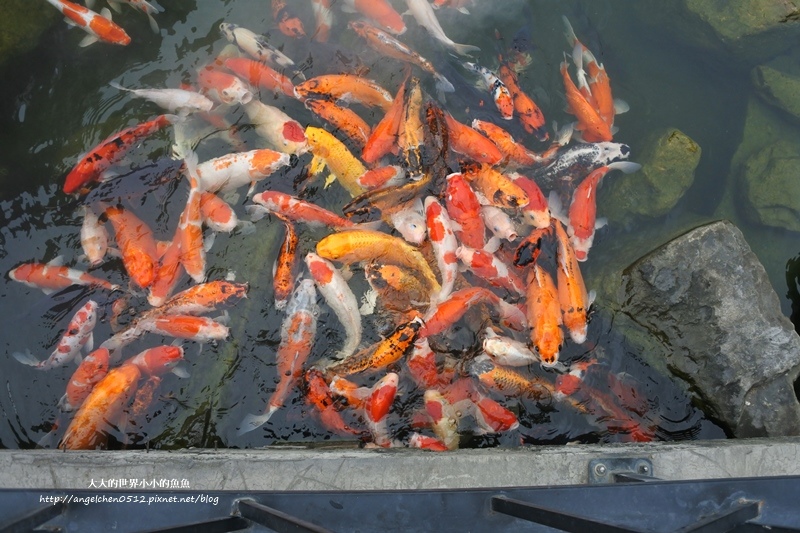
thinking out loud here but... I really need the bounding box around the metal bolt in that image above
[638,464,650,475]
[594,464,607,477]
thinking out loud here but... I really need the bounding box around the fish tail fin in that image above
[57,394,74,413]
[109,81,131,93]
[452,43,481,57]
[237,407,278,435]
[12,350,41,367]
[562,16,578,49]
[147,13,160,33]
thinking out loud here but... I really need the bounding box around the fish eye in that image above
[533,346,539,352]
[68,328,80,335]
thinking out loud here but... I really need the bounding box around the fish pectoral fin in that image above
[147,13,160,34]
[83,332,94,354]
[458,7,471,14]
[483,236,501,254]
[63,17,78,28]
[595,217,608,230]
[12,350,40,367]
[359,288,378,316]
[614,98,630,115]
[203,232,216,253]
[323,174,337,189]
[237,408,278,435]
[48,255,65,267]
[171,365,191,379]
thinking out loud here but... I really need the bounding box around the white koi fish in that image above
[110,82,213,115]
[403,0,480,56]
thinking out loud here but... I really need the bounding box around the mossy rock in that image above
[600,128,701,224]
[739,140,800,232]
[752,52,800,123]
[0,0,59,67]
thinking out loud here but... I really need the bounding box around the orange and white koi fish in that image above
[305,99,372,149]
[348,21,454,93]
[110,83,213,115]
[409,432,449,451]
[554,220,594,344]
[199,192,238,233]
[306,126,368,197]
[324,318,422,377]
[310,0,333,42]
[9,259,119,294]
[58,347,110,412]
[456,245,526,297]
[139,314,230,342]
[197,65,254,105]
[223,57,297,99]
[296,75,393,111]
[239,279,318,434]
[507,172,550,229]
[272,0,306,38]
[420,286,526,337]
[362,75,408,164]
[250,191,356,230]
[462,163,529,210]
[497,62,548,142]
[342,0,406,35]
[469,354,554,401]
[482,328,539,367]
[128,345,187,377]
[463,62,513,119]
[273,214,299,311]
[481,206,518,242]
[406,338,440,389]
[561,57,612,143]
[526,264,563,366]
[404,0,479,55]
[424,196,459,303]
[13,300,98,370]
[46,0,131,47]
[304,369,359,436]
[105,204,159,289]
[150,280,249,318]
[364,372,399,447]
[471,390,520,434]
[178,154,206,284]
[471,120,554,167]
[443,113,503,165]
[242,101,309,155]
[316,229,440,295]
[147,231,183,307]
[357,166,405,190]
[80,206,109,267]
[423,389,459,450]
[305,252,362,359]
[445,172,486,250]
[194,148,292,194]
[219,23,304,79]
[63,114,176,194]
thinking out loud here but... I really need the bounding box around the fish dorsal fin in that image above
[100,7,112,20]
[48,255,65,267]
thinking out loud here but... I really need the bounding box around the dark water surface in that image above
[4,0,784,449]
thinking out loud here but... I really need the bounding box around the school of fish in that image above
[11,1,664,450]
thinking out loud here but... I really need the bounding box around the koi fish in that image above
[424,196,459,303]
[389,199,427,245]
[409,432,449,451]
[471,120,554,167]
[194,148,292,194]
[444,172,486,250]
[304,369,360,436]
[497,62,548,142]
[219,23,304,79]
[456,245,526,297]
[342,0,406,35]
[531,142,630,190]
[128,345,186,377]
[364,263,431,317]
[199,192,238,233]
[469,355,554,401]
[63,114,176,194]
[406,338,440,389]
[249,191,355,230]
[305,99,372,148]
[526,264,563,366]
[80,206,109,267]
[46,0,131,47]
[471,391,520,434]
[105,205,159,289]
[197,66,254,106]
[432,0,472,14]
[239,279,318,434]
[462,164,529,210]
[310,0,333,43]
[362,75,408,164]
[305,252,362,359]
[404,0,479,56]
[348,21,454,93]
[148,280,249,318]
[507,172,550,229]
[295,75,393,111]
[272,0,306,38]
[561,57,612,143]
[242,101,309,155]
[364,372,399,447]
[147,231,183,307]
[273,214,299,311]
[139,314,230,343]
[306,126,368,197]
[324,317,422,376]
[423,390,460,450]
[110,83,213,115]
[443,114,503,165]
[357,166,405,190]
[420,286,521,338]
[87,0,161,33]
[13,300,98,370]
[316,229,440,295]
[9,259,119,294]
[481,206,518,242]
[178,153,206,284]
[463,62,512,119]
[58,347,110,412]
[223,57,296,99]
[554,220,594,344]
[482,328,539,367]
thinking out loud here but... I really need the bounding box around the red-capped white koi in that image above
[197,65,254,106]
[58,347,110,412]
[508,172,550,229]
[199,192,238,233]
[364,372,399,447]
[243,101,308,155]
[456,245,526,297]
[110,83,212,115]
[195,148,291,194]
[305,252,362,359]
[482,328,539,367]
[13,300,97,370]
[424,196,459,303]
[249,191,355,230]
[554,220,593,345]
[239,279,318,434]
[463,62,513,119]
[46,0,131,47]
[404,0,479,55]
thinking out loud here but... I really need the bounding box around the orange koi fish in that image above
[273,213,299,311]
[469,355,554,401]
[105,205,159,289]
[443,113,503,165]
[554,220,594,345]
[178,154,206,284]
[362,74,408,164]
[508,172,550,229]
[357,166,405,190]
[497,63,548,142]
[304,369,360,436]
[272,0,306,38]
[199,192,237,233]
[128,345,186,376]
[9,259,119,294]
[305,99,372,148]
[194,148,292,194]
[561,58,612,143]
[152,280,249,318]
[58,347,110,412]
[147,231,183,307]
[420,286,520,338]
[296,75,393,111]
[324,317,422,376]
[343,0,406,35]
[471,120,555,168]
[310,0,333,42]
[456,245,526,297]
[463,62,513,120]
[46,0,131,47]
[306,126,368,197]
[239,279,318,434]
[223,57,296,99]
[462,163,529,210]
[444,172,486,250]
[526,264,563,366]
[250,191,355,230]
[197,65,254,105]
[63,114,175,194]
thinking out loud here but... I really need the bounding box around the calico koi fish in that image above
[554,220,594,344]
[58,347,110,412]
[305,252,362,359]
[9,259,119,294]
[80,206,109,267]
[531,142,630,190]
[424,196,459,303]
[295,75,393,111]
[13,300,98,370]
[105,205,159,289]
[223,57,297,99]
[443,113,503,165]
[324,317,422,376]
[272,0,306,38]
[199,192,238,233]
[304,369,360,436]
[197,66,254,105]
[456,245,526,297]
[526,264,563,366]
[63,114,176,194]
[243,101,308,155]
[194,148,292,194]
[46,0,131,47]
[497,62,548,142]
[219,23,304,79]
[305,99,372,148]
[239,279,318,434]
[250,191,355,230]
[342,0,406,35]
[273,214,299,311]
[404,0,480,56]
[463,62,513,119]
[305,126,368,197]
[110,83,213,115]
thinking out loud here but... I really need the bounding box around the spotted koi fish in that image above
[324,317,422,376]
[463,62,513,120]
[273,214,299,311]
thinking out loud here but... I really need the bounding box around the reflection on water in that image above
[8,0,792,449]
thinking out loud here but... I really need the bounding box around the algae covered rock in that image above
[739,140,800,232]
[601,128,700,223]
[0,0,58,67]
[752,53,800,123]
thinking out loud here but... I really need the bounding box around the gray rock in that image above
[0,0,58,67]
[620,220,800,437]
[738,140,800,232]
[752,52,800,123]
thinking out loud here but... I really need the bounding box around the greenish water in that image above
[4,0,793,450]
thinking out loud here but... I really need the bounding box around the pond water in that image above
[4,0,794,450]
